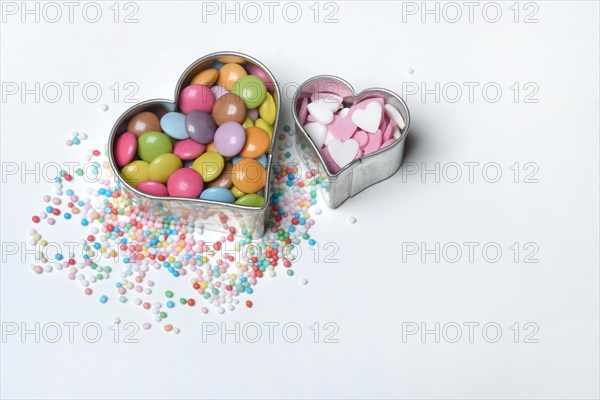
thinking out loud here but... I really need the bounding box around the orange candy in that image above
[239,127,270,158]
[191,68,219,86]
[231,158,266,193]
[217,63,247,90]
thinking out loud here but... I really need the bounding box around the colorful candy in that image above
[179,84,215,114]
[166,168,203,198]
[114,132,137,167]
[160,112,189,140]
[127,111,161,137]
[112,60,278,207]
[213,122,246,157]
[192,152,224,182]
[232,158,266,193]
[211,93,246,126]
[231,75,267,109]
[137,131,173,163]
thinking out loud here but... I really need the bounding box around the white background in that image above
[1,1,599,399]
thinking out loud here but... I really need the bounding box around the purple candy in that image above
[211,85,229,100]
[213,122,246,157]
[246,108,259,122]
[185,110,216,144]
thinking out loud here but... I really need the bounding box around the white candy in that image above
[384,103,406,130]
[324,130,336,146]
[303,122,327,148]
[328,138,360,167]
[351,101,382,133]
[307,99,337,125]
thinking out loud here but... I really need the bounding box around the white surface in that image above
[1,1,599,399]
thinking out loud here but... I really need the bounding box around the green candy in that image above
[235,194,265,207]
[137,131,173,162]
[231,75,267,109]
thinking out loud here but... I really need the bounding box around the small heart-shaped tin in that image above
[108,52,280,238]
[293,75,410,208]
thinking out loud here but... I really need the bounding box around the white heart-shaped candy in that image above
[307,99,338,124]
[328,138,359,168]
[384,103,406,130]
[324,130,337,146]
[351,101,382,133]
[303,122,327,148]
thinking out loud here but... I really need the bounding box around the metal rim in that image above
[291,74,411,178]
[107,51,281,213]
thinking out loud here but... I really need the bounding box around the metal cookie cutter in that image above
[293,75,410,208]
[108,51,281,238]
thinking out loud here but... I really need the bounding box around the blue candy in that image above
[160,112,189,140]
[200,187,235,203]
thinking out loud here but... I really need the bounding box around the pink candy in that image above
[166,168,204,198]
[114,132,137,167]
[173,139,206,160]
[245,63,274,92]
[179,84,215,114]
[137,180,169,196]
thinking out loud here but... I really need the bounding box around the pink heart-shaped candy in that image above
[363,129,383,155]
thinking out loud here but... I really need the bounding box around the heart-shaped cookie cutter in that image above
[293,75,410,208]
[108,51,281,238]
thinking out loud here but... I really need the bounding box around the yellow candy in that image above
[191,68,219,86]
[120,160,149,188]
[258,92,276,125]
[242,117,254,129]
[192,152,225,182]
[200,281,208,289]
[148,153,182,183]
[255,118,273,140]
[231,186,246,198]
